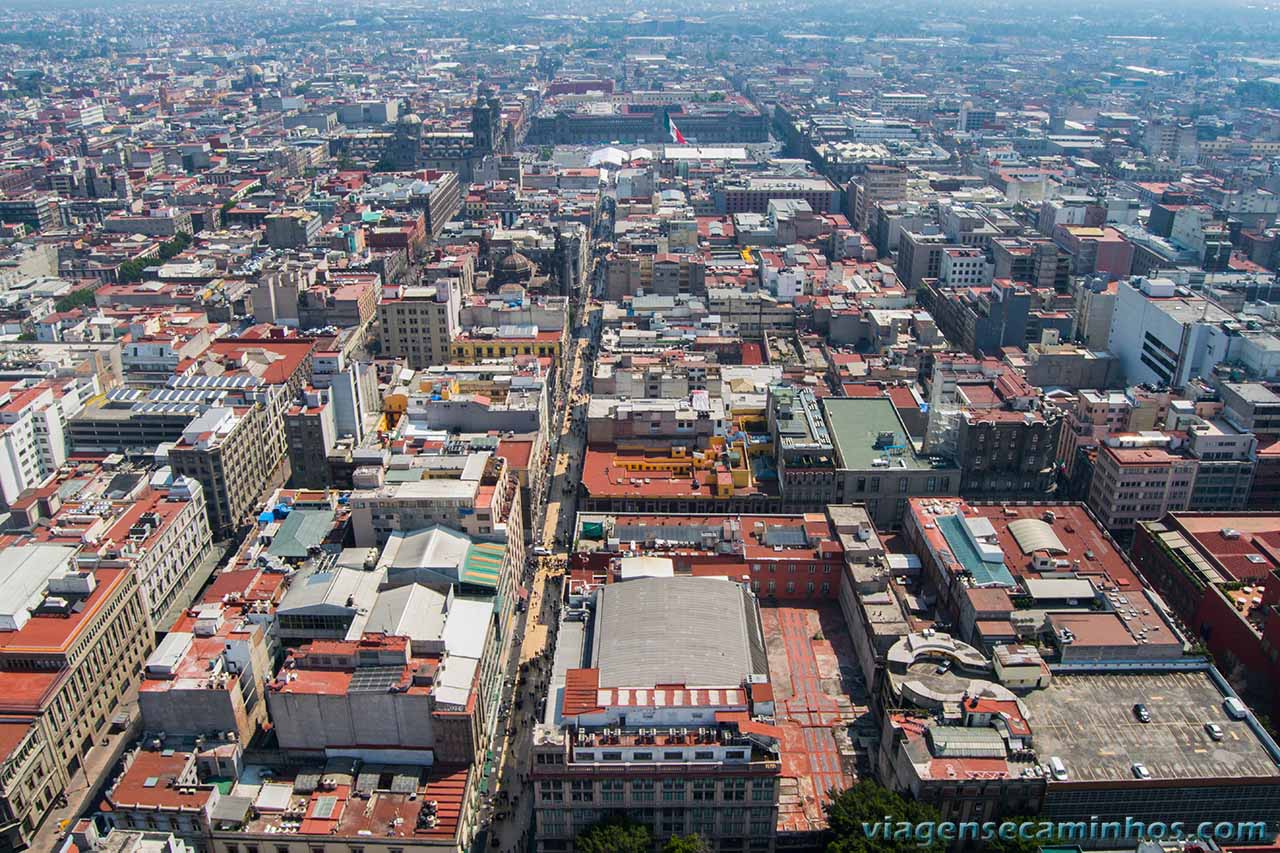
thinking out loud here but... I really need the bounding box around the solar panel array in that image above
[293,771,322,794]
[168,373,262,389]
[390,769,419,794]
[347,665,404,693]
[353,765,421,795]
[312,795,338,819]
[764,525,808,547]
[355,770,380,794]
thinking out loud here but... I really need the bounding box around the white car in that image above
[1131,762,1151,779]
[1205,722,1225,741]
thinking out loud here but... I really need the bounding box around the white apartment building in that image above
[0,378,87,508]
[939,248,994,287]
[348,452,522,549]
[77,472,213,627]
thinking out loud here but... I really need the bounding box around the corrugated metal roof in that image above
[562,668,603,716]
[926,725,1007,758]
[461,542,505,589]
[267,509,335,559]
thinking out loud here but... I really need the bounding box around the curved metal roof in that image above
[1008,518,1068,555]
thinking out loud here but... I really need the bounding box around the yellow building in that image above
[449,328,564,363]
[603,436,754,499]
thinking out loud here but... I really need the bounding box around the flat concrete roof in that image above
[1225,382,1280,404]
[824,397,932,470]
[1022,670,1280,784]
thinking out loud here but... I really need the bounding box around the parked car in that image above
[1224,697,1248,720]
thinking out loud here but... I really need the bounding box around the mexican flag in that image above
[665,113,687,145]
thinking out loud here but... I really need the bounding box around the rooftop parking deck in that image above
[1022,670,1280,784]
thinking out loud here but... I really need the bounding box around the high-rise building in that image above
[168,406,278,537]
[1108,277,1280,388]
[377,281,463,369]
[845,165,906,232]
[0,378,85,509]
[1087,436,1198,533]
[895,230,954,290]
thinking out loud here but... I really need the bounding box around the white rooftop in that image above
[619,556,675,580]
[0,544,78,633]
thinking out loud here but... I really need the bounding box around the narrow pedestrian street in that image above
[478,276,599,852]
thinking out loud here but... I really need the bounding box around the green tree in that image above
[116,258,155,284]
[538,146,554,161]
[663,834,712,853]
[55,287,98,312]
[575,815,652,853]
[825,780,946,853]
[158,232,192,260]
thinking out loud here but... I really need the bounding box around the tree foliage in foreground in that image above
[663,834,712,853]
[825,780,946,853]
[575,814,652,853]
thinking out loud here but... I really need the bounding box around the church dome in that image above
[494,251,535,283]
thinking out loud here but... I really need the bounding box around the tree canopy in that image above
[55,287,98,313]
[663,834,712,853]
[575,815,652,853]
[158,231,192,260]
[114,232,190,284]
[825,781,947,853]
[116,258,154,284]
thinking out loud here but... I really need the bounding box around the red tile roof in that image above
[206,338,314,386]
[0,568,128,656]
[106,750,213,811]
[0,719,33,764]
[497,438,533,471]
